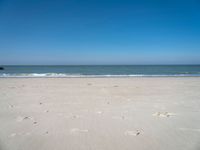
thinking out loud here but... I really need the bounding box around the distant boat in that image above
[0,67,4,70]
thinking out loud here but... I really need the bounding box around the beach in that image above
[0,77,200,150]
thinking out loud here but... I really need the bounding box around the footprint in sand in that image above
[9,104,20,109]
[8,104,14,109]
[152,112,174,118]
[16,116,33,122]
[70,128,88,134]
[16,116,36,124]
[125,130,141,136]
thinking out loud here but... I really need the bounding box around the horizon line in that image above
[1,64,200,66]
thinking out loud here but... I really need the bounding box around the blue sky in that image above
[0,0,200,65]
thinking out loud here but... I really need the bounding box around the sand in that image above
[0,77,200,150]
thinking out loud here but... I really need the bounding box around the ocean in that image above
[0,65,200,77]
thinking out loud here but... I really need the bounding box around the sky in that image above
[0,0,200,65]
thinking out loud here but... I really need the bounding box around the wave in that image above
[1,73,200,78]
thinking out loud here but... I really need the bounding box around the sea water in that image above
[0,65,200,77]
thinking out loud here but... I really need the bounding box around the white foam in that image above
[0,73,200,78]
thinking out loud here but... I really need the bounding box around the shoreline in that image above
[1,75,200,78]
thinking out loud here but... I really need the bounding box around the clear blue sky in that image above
[0,0,200,65]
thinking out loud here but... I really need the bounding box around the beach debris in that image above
[107,102,110,104]
[114,85,118,87]
[152,112,174,118]
[45,131,49,134]
[33,121,37,124]
[87,83,92,85]
[39,102,43,105]
[125,130,141,136]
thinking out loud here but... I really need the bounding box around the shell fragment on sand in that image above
[125,130,141,136]
[70,128,89,134]
[152,112,175,118]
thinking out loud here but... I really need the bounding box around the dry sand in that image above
[0,77,200,150]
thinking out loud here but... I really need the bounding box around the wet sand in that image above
[0,77,200,150]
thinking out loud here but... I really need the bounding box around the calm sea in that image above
[0,65,200,77]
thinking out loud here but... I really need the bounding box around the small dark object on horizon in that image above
[0,67,4,70]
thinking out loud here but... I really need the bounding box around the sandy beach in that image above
[0,77,200,150]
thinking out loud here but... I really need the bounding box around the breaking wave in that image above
[0,73,200,78]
